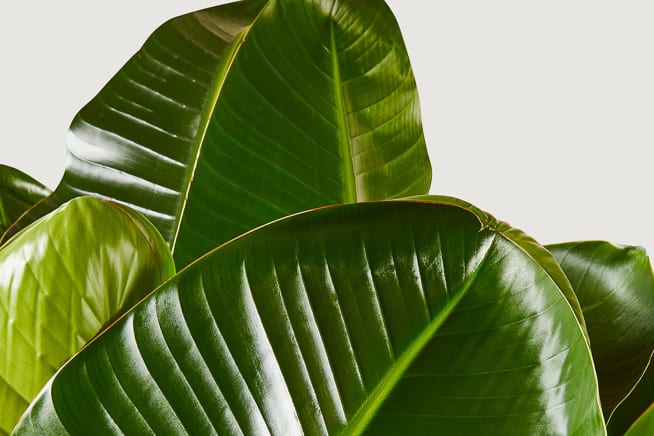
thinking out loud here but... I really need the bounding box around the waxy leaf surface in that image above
[16,198,604,435]
[4,0,431,267]
[0,165,50,238]
[548,241,654,419]
[0,197,174,434]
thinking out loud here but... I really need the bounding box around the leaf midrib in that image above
[171,1,270,253]
[329,18,357,203]
[343,237,496,435]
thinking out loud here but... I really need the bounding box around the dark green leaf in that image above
[16,197,604,434]
[0,197,175,434]
[548,241,654,419]
[608,363,654,435]
[0,165,50,238]
[3,0,431,268]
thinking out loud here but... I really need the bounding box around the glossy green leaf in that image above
[0,165,50,238]
[15,197,604,434]
[409,196,589,335]
[548,241,654,419]
[0,197,175,435]
[608,363,654,435]
[3,0,431,268]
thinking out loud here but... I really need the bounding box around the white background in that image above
[2,1,652,255]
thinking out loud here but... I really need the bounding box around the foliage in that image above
[2,0,653,434]
[608,362,654,435]
[14,198,606,434]
[0,165,50,237]
[1,0,430,269]
[0,197,174,434]
[548,241,654,419]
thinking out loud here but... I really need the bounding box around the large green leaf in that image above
[3,0,431,267]
[15,197,604,434]
[0,197,175,435]
[548,241,654,419]
[0,165,50,237]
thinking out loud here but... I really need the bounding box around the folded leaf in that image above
[548,241,654,419]
[3,0,431,268]
[0,165,50,238]
[15,197,604,434]
[0,197,175,434]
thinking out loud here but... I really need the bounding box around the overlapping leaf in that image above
[0,197,175,434]
[624,403,654,435]
[3,0,431,267]
[15,198,604,434]
[608,362,654,435]
[548,241,654,419]
[0,165,50,237]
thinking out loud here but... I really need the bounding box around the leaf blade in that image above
[608,360,654,434]
[0,165,50,239]
[15,198,604,434]
[548,241,654,419]
[625,403,654,436]
[4,0,431,268]
[0,197,175,434]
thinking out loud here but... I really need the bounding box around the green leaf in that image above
[608,363,654,435]
[4,0,431,268]
[0,165,50,238]
[625,403,654,436]
[0,197,175,434]
[548,241,654,419]
[15,197,604,434]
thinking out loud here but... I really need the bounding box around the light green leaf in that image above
[15,197,604,434]
[4,0,431,268]
[0,165,50,238]
[548,241,654,419]
[0,197,175,434]
[625,403,654,436]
